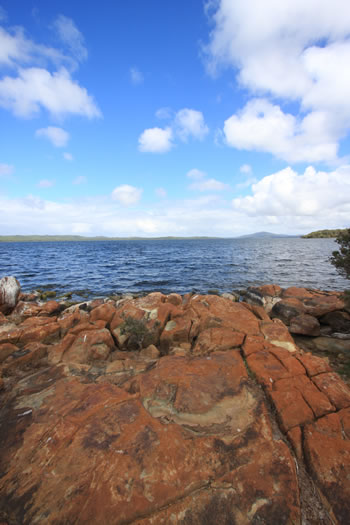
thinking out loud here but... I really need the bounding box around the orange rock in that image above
[246,349,295,388]
[47,333,76,364]
[90,302,117,324]
[18,321,60,346]
[58,309,89,336]
[259,284,283,296]
[312,372,350,410]
[0,323,21,345]
[2,342,48,372]
[20,315,57,327]
[270,389,314,432]
[160,316,193,354]
[0,351,301,524]
[268,346,306,376]
[165,292,182,306]
[192,327,245,355]
[273,375,335,418]
[296,352,332,377]
[304,408,350,524]
[242,334,267,356]
[62,328,115,363]
[39,300,61,316]
[303,295,345,317]
[0,342,18,363]
[260,319,297,352]
[282,287,315,299]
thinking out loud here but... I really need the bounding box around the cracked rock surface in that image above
[0,289,350,524]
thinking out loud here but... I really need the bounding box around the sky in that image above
[0,0,350,237]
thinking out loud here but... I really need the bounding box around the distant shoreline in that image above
[0,233,301,242]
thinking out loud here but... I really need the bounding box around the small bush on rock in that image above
[120,316,157,350]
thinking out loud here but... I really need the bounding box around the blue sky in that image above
[0,0,350,236]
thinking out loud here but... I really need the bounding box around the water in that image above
[0,238,348,299]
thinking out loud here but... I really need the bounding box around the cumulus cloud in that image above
[175,108,209,141]
[112,184,143,206]
[233,166,350,218]
[129,67,144,85]
[224,99,338,163]
[53,15,87,64]
[138,127,173,153]
[0,67,101,118]
[140,108,209,153]
[36,126,69,147]
[0,163,14,176]
[63,152,73,161]
[37,179,55,188]
[205,0,350,163]
[0,17,100,119]
[0,165,349,236]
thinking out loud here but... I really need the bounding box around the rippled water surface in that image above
[0,238,347,299]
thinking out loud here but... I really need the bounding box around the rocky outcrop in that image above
[0,276,21,314]
[0,282,349,524]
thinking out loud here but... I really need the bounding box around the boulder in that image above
[271,297,305,325]
[0,276,21,314]
[289,313,320,336]
[321,310,350,333]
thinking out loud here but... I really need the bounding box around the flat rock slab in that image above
[0,354,300,525]
[1,291,350,524]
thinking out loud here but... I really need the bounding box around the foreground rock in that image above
[0,284,349,524]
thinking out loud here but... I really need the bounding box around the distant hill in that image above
[237,231,299,239]
[301,229,346,239]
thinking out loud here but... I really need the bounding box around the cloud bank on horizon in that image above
[0,0,349,236]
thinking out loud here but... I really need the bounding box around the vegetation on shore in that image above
[302,229,346,238]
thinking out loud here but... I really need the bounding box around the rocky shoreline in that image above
[1,277,350,524]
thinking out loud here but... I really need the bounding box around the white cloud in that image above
[129,67,144,85]
[53,15,87,63]
[0,165,349,236]
[63,152,73,161]
[156,187,167,198]
[187,168,206,180]
[175,108,209,141]
[224,99,338,163]
[0,163,14,176]
[73,175,87,185]
[112,184,143,206]
[0,67,101,118]
[187,168,228,191]
[138,127,173,153]
[140,108,209,152]
[37,179,55,188]
[205,0,350,163]
[233,165,350,218]
[240,164,252,175]
[189,178,229,192]
[36,126,69,147]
